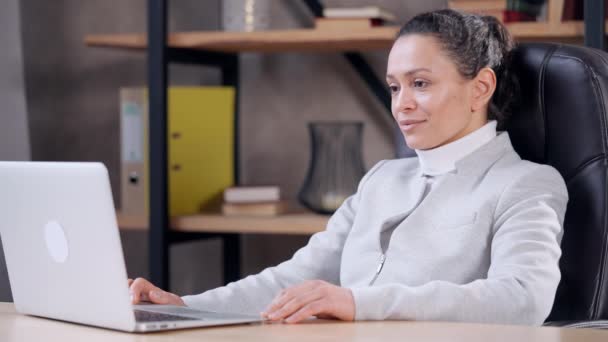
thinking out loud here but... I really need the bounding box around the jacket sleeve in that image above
[182,160,388,315]
[350,164,568,325]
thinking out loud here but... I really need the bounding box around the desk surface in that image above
[3,302,608,341]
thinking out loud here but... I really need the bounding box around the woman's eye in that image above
[413,80,428,88]
[388,85,399,94]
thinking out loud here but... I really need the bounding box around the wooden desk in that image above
[3,303,608,341]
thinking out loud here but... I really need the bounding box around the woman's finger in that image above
[284,300,325,324]
[263,290,291,317]
[149,290,171,304]
[263,281,320,318]
[129,277,157,304]
[266,288,323,321]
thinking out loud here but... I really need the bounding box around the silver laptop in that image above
[0,161,262,332]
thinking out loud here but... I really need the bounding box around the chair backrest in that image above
[507,42,608,321]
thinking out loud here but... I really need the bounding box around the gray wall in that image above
[0,0,31,302]
[1,0,446,300]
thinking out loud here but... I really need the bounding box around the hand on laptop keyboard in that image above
[128,277,186,306]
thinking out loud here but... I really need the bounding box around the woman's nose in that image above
[394,90,417,112]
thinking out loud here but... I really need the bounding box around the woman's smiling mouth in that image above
[399,119,427,131]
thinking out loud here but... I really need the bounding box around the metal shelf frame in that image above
[147,0,242,290]
[584,0,605,50]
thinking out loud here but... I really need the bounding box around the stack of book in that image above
[448,0,506,22]
[315,6,396,30]
[222,186,288,217]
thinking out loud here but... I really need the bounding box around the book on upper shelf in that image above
[315,18,386,30]
[221,200,289,217]
[323,6,397,22]
[223,186,281,203]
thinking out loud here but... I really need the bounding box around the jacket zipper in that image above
[368,253,386,285]
[369,177,429,286]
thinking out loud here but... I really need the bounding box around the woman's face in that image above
[387,34,492,150]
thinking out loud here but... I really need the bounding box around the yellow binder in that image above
[120,86,235,217]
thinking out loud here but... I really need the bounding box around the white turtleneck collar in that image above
[415,120,498,176]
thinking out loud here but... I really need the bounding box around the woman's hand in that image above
[261,280,355,324]
[128,277,185,306]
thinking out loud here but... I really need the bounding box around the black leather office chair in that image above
[507,42,608,328]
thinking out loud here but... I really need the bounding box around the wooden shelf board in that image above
[84,21,608,54]
[508,21,582,38]
[116,211,328,235]
[85,27,399,53]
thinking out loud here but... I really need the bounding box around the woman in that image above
[129,9,568,325]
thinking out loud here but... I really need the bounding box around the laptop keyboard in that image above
[134,309,198,322]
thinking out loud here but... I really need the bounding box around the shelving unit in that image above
[87,0,605,291]
[85,21,608,52]
[86,0,608,52]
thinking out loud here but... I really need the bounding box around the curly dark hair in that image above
[396,9,518,130]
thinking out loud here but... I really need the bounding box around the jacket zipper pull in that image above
[369,254,386,285]
[376,254,386,274]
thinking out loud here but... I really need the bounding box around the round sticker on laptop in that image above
[44,220,69,263]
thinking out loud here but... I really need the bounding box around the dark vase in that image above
[298,121,366,214]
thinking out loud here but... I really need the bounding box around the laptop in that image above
[0,161,262,332]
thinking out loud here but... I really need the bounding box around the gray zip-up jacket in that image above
[182,132,568,325]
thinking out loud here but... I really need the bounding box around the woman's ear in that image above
[471,67,497,113]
